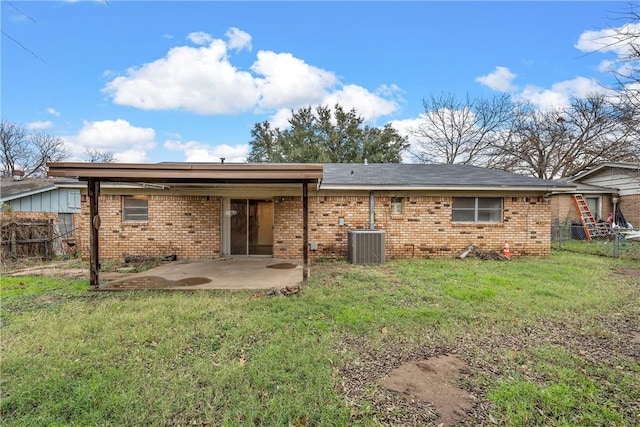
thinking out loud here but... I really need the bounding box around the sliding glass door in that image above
[230,199,273,256]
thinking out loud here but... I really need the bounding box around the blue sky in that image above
[1,1,631,164]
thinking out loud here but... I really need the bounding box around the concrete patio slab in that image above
[101,257,303,290]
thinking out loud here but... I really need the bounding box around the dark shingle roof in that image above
[0,177,79,201]
[0,177,57,200]
[321,163,575,189]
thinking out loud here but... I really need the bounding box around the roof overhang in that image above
[568,162,640,182]
[47,162,324,185]
[319,184,576,192]
[0,185,57,202]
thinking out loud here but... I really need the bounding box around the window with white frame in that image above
[585,196,601,220]
[391,197,404,215]
[122,196,149,222]
[451,197,502,223]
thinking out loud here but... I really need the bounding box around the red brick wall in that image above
[273,197,303,258]
[82,192,552,260]
[551,194,579,224]
[80,194,220,260]
[620,194,640,228]
[304,194,551,259]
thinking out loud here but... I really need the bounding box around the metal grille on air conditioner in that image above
[348,230,385,264]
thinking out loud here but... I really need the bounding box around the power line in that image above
[5,1,37,23]
[1,30,47,64]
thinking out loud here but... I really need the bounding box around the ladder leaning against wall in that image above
[571,194,611,241]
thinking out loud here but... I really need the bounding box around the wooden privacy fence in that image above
[1,217,54,262]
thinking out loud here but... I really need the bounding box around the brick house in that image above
[559,162,640,229]
[48,162,574,285]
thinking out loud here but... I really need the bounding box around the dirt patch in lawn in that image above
[614,268,640,279]
[336,335,481,426]
[378,355,473,426]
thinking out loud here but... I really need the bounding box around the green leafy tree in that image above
[247,104,409,163]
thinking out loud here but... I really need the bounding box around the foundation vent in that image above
[348,230,386,264]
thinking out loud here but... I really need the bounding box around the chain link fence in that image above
[552,220,640,261]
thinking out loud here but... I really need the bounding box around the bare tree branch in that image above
[491,94,638,179]
[0,121,70,177]
[410,93,515,165]
[0,121,28,176]
[83,148,116,163]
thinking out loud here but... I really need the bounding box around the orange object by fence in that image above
[503,240,511,259]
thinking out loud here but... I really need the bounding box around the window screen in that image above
[123,196,149,222]
[452,197,502,223]
[58,213,74,237]
[391,197,403,215]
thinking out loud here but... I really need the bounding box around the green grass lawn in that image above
[1,252,639,426]
[555,236,640,261]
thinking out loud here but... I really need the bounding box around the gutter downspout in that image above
[369,191,375,230]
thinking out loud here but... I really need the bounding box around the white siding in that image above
[580,169,640,196]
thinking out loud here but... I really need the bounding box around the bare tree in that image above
[83,148,116,163]
[410,93,515,165]
[0,121,28,176]
[492,94,638,179]
[0,121,70,177]
[601,4,640,107]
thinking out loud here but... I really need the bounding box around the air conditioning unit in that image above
[348,230,385,264]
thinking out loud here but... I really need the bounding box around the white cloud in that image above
[389,116,424,163]
[103,28,400,122]
[597,59,615,73]
[267,84,402,130]
[575,23,640,57]
[576,24,640,80]
[226,27,252,52]
[111,149,148,163]
[187,31,214,46]
[268,108,295,130]
[46,107,60,117]
[26,120,53,130]
[63,119,156,162]
[517,76,604,109]
[476,66,518,92]
[322,84,401,120]
[163,139,248,163]
[253,51,338,110]
[103,36,260,114]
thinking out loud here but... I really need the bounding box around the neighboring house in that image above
[0,177,82,254]
[48,162,575,269]
[565,162,640,228]
[550,182,618,223]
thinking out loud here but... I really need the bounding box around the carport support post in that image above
[88,178,100,289]
[302,182,309,282]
